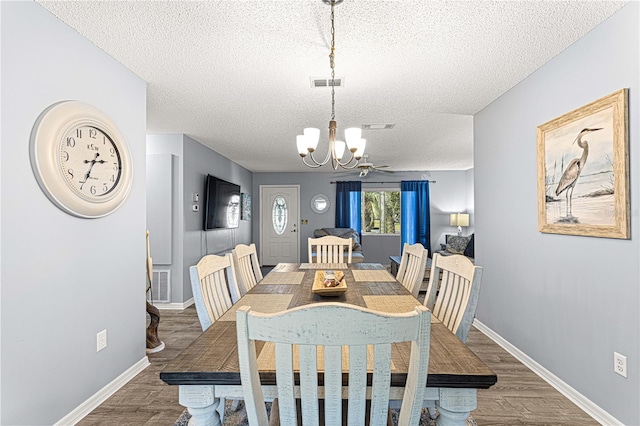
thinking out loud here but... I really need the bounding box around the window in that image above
[272,196,288,235]
[362,190,401,234]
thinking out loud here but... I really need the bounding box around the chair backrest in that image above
[189,253,238,331]
[237,303,431,426]
[396,242,429,298]
[424,253,483,342]
[308,235,352,264]
[232,243,263,299]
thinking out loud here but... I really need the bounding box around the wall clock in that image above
[30,101,133,218]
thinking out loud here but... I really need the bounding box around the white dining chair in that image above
[396,242,429,298]
[308,235,353,264]
[232,243,263,300]
[189,252,242,420]
[236,302,431,426]
[189,253,239,332]
[423,253,483,343]
[422,253,483,420]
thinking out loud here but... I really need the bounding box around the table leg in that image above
[435,388,476,426]
[179,385,222,426]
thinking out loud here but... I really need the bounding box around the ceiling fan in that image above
[348,154,395,177]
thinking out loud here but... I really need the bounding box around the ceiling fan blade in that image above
[377,169,395,174]
[374,165,391,169]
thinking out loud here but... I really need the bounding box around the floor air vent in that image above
[150,270,170,303]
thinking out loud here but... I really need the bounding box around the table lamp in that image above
[450,213,469,236]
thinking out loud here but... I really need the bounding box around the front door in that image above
[260,185,300,265]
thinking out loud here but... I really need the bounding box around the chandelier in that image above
[296,0,366,170]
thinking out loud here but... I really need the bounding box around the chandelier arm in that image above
[333,151,360,169]
[301,156,325,168]
[308,147,332,166]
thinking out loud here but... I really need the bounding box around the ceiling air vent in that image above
[310,77,344,88]
[362,124,395,130]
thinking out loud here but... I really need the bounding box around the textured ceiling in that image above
[37,1,626,173]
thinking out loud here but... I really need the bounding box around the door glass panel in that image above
[272,196,288,235]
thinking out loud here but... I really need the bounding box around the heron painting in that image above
[554,127,602,219]
[537,89,629,239]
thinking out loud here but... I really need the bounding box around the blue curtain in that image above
[335,181,362,232]
[401,180,431,254]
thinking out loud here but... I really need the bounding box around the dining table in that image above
[160,262,497,425]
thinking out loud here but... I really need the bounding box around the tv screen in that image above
[203,175,241,230]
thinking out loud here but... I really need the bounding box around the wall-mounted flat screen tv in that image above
[203,174,241,230]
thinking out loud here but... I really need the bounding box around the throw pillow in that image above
[445,244,464,254]
[446,235,470,254]
[463,234,474,258]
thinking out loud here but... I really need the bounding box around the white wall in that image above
[474,3,639,424]
[147,134,185,303]
[1,2,147,424]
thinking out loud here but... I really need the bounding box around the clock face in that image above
[59,125,123,201]
[30,101,133,218]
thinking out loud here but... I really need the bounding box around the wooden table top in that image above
[160,263,496,390]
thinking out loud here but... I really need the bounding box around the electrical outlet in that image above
[97,329,108,352]
[614,352,627,378]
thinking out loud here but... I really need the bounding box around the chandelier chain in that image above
[330,1,335,120]
[296,0,362,171]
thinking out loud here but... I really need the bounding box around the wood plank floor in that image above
[77,304,598,425]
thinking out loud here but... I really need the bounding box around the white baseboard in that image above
[54,356,150,426]
[154,297,194,311]
[473,319,622,426]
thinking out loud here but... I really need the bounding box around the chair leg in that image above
[269,399,280,426]
[216,397,226,423]
[230,399,242,412]
[427,406,437,420]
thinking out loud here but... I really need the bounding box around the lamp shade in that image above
[303,128,320,151]
[344,127,362,148]
[334,140,346,159]
[450,213,469,227]
[296,135,308,155]
[353,138,366,159]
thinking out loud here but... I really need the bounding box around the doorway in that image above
[260,185,300,265]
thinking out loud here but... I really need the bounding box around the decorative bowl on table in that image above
[312,270,347,296]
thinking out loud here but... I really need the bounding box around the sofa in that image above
[312,228,365,263]
[436,233,474,262]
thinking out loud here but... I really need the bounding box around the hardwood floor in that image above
[77,305,598,425]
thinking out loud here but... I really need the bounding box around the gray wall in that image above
[147,134,185,303]
[182,135,252,300]
[147,134,252,303]
[1,2,147,424]
[253,170,472,264]
[474,3,639,424]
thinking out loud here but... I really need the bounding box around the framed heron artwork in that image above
[537,88,629,239]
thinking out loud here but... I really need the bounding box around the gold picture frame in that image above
[537,89,629,239]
